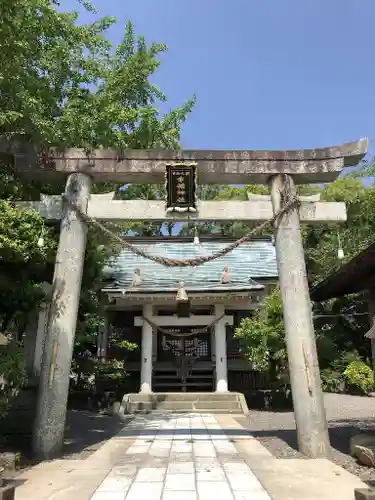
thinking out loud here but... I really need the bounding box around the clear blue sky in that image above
[64,0,374,156]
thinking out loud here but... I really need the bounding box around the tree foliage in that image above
[0,0,196,410]
[1,0,375,409]
[235,287,286,374]
[235,165,375,395]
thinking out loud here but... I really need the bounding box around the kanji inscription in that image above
[165,162,197,213]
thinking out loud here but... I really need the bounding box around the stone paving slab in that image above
[89,412,271,500]
[250,458,367,500]
[15,411,369,500]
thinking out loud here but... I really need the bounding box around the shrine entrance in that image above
[157,330,211,362]
[156,327,213,392]
[3,138,367,459]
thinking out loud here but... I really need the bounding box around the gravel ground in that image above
[237,392,375,486]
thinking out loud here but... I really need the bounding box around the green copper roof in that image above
[102,238,277,293]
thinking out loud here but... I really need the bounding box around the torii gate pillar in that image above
[270,174,330,458]
[32,172,91,459]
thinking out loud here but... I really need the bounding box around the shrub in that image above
[332,350,363,373]
[94,359,131,398]
[320,368,344,393]
[343,360,374,395]
[0,339,28,418]
[235,287,286,375]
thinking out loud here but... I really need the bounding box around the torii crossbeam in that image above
[16,194,346,224]
[0,137,367,184]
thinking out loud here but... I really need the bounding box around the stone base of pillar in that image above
[215,381,228,393]
[355,488,375,500]
[0,479,17,500]
[140,384,153,394]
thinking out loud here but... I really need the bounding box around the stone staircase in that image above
[120,392,249,415]
[152,367,214,392]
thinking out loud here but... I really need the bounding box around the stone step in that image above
[129,400,241,412]
[153,374,213,379]
[127,392,240,402]
[153,383,213,388]
[120,392,249,416]
[154,369,213,373]
[133,408,244,414]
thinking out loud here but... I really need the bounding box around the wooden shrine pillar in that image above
[33,173,92,459]
[214,304,228,392]
[270,174,330,459]
[140,304,153,393]
[97,315,110,361]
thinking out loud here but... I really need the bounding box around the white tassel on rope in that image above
[37,221,45,248]
[193,225,200,245]
[337,230,344,260]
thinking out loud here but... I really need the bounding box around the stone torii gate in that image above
[3,138,367,460]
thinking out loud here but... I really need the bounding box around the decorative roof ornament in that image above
[176,281,189,302]
[220,264,230,284]
[248,277,263,288]
[165,162,197,213]
[131,268,142,287]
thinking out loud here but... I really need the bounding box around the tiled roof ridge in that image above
[120,235,273,244]
[102,238,278,292]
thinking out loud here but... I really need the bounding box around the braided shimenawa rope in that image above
[142,313,226,336]
[63,194,299,268]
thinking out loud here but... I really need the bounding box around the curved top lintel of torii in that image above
[0,138,368,185]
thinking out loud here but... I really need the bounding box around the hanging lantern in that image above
[176,281,189,302]
[176,282,190,317]
[165,162,197,213]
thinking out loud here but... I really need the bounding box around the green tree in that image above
[235,175,375,394]
[235,287,286,382]
[303,177,371,283]
[0,0,195,410]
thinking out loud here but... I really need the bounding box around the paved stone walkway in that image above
[90,413,270,500]
[15,411,368,500]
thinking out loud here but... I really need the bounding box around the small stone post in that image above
[32,173,92,459]
[270,174,330,458]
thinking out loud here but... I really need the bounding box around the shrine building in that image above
[99,235,278,395]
